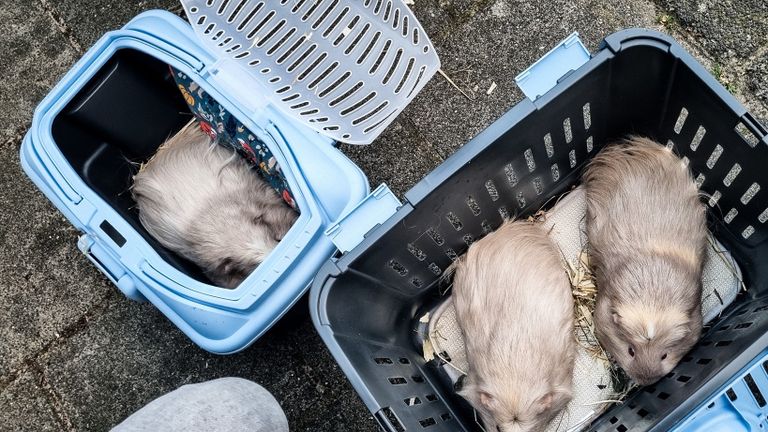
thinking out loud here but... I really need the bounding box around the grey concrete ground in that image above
[0,0,765,431]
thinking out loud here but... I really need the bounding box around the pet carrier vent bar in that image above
[515,32,590,100]
[181,0,441,145]
[325,183,401,253]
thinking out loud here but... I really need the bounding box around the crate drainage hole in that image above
[727,388,738,401]
[388,377,407,385]
[425,394,438,402]
[419,417,436,428]
[441,413,451,421]
[637,408,649,418]
[380,407,405,432]
[375,357,393,365]
[404,396,422,406]
[411,375,425,383]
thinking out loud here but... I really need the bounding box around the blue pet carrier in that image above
[20,1,440,354]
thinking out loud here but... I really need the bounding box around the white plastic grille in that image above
[182,0,440,144]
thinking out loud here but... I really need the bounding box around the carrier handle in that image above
[739,112,768,143]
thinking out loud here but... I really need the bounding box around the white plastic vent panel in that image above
[182,0,441,144]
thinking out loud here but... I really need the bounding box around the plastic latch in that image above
[324,184,402,254]
[77,234,145,302]
[514,32,590,100]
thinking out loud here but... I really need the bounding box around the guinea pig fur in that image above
[583,135,706,386]
[450,220,575,432]
[131,120,298,289]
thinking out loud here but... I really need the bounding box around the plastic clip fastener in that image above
[514,32,590,100]
[325,184,401,254]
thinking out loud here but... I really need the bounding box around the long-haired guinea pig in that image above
[584,135,706,386]
[131,120,298,289]
[450,220,575,432]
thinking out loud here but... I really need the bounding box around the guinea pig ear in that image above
[478,391,497,410]
[534,388,572,414]
[612,312,621,325]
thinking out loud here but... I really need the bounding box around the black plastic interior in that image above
[318,36,768,432]
[52,49,210,282]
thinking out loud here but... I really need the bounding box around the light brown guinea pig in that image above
[584,136,706,386]
[451,220,575,432]
[132,120,297,289]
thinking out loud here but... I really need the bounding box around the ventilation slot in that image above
[485,180,499,201]
[427,263,441,275]
[586,135,594,152]
[465,196,481,216]
[504,163,518,187]
[724,208,738,223]
[723,164,742,186]
[745,374,767,407]
[582,102,591,130]
[444,248,459,261]
[426,228,444,245]
[691,126,706,150]
[375,357,393,364]
[569,149,577,168]
[551,164,560,182]
[407,243,427,261]
[742,226,755,239]
[446,212,463,230]
[544,133,554,157]
[498,206,510,220]
[706,144,723,169]
[736,122,760,147]
[516,191,526,208]
[388,259,408,276]
[674,107,688,133]
[563,118,573,143]
[708,190,722,207]
[759,208,768,223]
[741,183,760,204]
[524,148,536,172]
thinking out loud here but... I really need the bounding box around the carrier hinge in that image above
[324,184,402,254]
[514,32,590,100]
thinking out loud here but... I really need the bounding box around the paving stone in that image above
[402,0,659,157]
[0,142,113,379]
[339,120,444,198]
[658,0,768,60]
[49,0,182,48]
[0,371,61,431]
[0,0,79,141]
[40,295,373,431]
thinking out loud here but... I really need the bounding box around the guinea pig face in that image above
[459,379,571,432]
[597,298,701,385]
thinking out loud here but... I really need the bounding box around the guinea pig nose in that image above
[628,346,635,357]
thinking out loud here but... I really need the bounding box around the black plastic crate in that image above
[310,29,768,431]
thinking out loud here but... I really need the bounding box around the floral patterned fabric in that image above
[171,67,298,211]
